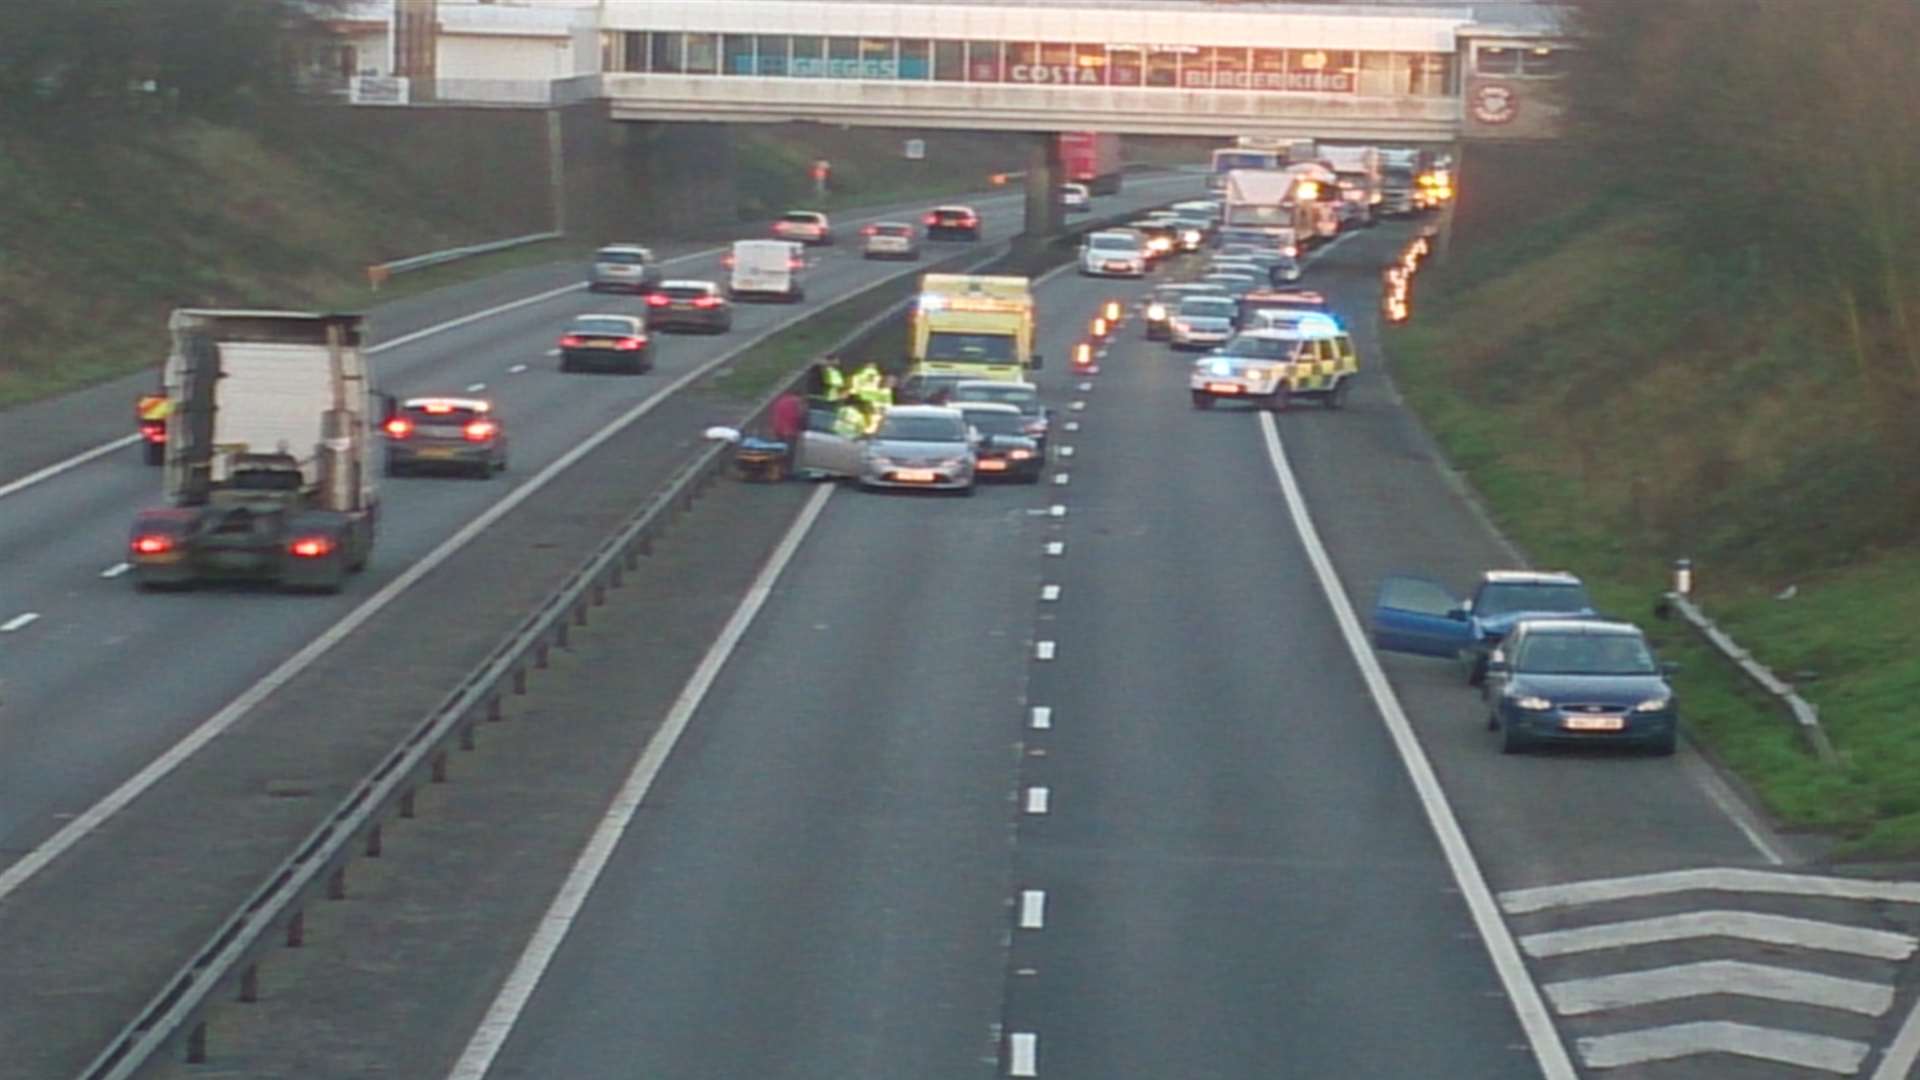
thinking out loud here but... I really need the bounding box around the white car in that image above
[1060,184,1090,212]
[1079,231,1147,277]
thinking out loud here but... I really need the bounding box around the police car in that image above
[1187,317,1358,411]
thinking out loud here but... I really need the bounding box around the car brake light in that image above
[289,536,334,559]
[560,334,584,348]
[422,402,454,414]
[646,293,670,307]
[861,225,876,236]
[132,534,173,555]
[789,258,804,269]
[463,420,497,441]
[693,296,720,308]
[924,214,937,225]
[384,417,412,438]
[616,337,646,350]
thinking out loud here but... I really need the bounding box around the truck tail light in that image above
[289,536,335,559]
[383,417,412,438]
[463,420,497,442]
[789,258,804,270]
[132,534,174,555]
[646,293,670,307]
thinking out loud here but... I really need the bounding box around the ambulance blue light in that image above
[1298,313,1341,335]
[1208,358,1234,376]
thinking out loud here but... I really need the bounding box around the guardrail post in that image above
[487,695,503,723]
[535,643,550,670]
[287,909,305,948]
[638,532,654,557]
[513,666,528,695]
[575,599,591,625]
[186,1020,207,1064]
[239,963,259,1003]
[366,824,383,858]
[555,620,570,649]
[327,867,346,901]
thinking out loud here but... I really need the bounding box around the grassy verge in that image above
[706,284,914,403]
[1387,202,1920,860]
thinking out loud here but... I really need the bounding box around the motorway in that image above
[0,176,1204,1079]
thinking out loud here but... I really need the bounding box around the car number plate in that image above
[420,425,464,438]
[671,301,693,309]
[1563,715,1625,731]
[894,468,938,482]
[1207,382,1242,394]
[1105,262,1129,271]
[416,448,457,459]
[977,459,1008,472]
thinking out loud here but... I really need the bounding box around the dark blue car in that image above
[1371,570,1598,684]
[1482,619,1679,756]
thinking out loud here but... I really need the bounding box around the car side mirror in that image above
[1446,606,1469,622]
[1030,354,1043,370]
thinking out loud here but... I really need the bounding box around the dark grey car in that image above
[383,397,509,478]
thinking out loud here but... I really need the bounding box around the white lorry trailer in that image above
[1318,146,1384,228]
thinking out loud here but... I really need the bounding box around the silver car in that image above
[863,222,921,260]
[860,406,977,493]
[1169,295,1239,350]
[589,244,662,293]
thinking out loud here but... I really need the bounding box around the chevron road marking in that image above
[1544,959,1894,1017]
[1500,868,1920,915]
[1520,910,1919,961]
[1580,1021,1872,1073]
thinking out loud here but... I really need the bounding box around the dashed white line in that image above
[1045,541,1065,557]
[1,612,41,633]
[1029,706,1052,730]
[465,382,487,393]
[1019,889,1048,927]
[543,348,560,357]
[99,562,131,579]
[1025,787,1051,815]
[1058,446,1075,458]
[1076,381,1093,391]
[1035,640,1056,661]
[1069,400,1086,411]
[1009,1032,1039,1077]
[1063,421,1080,433]
[1040,584,1061,602]
[508,363,529,374]
[1048,504,1066,518]
[1052,473,1070,486]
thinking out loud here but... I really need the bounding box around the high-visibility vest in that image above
[138,395,172,420]
[850,366,883,397]
[871,387,894,412]
[822,366,846,400]
[833,405,865,438]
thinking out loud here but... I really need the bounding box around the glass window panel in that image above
[1005,42,1039,83]
[1146,47,1180,88]
[756,35,789,76]
[860,37,895,78]
[790,36,824,77]
[1214,46,1249,90]
[934,40,964,81]
[1358,50,1392,95]
[967,41,1002,82]
[649,32,682,74]
[1521,47,1563,77]
[724,34,755,75]
[1109,44,1143,87]
[1251,48,1285,91]
[1387,51,1414,94]
[683,33,718,75]
[1413,53,1453,95]
[826,37,858,78]
[1476,45,1518,75]
[1284,49,1354,92]
[1073,43,1108,85]
[900,39,931,79]
[1181,47,1218,90]
[622,31,647,73]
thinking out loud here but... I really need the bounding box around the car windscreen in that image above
[660,285,711,300]
[960,411,1026,437]
[926,332,1016,364]
[1477,583,1593,617]
[781,213,820,224]
[1179,298,1237,318]
[874,225,913,236]
[877,416,966,442]
[1515,633,1658,676]
[1157,286,1210,302]
[952,385,1039,413]
[571,317,635,336]
[596,251,646,265]
[1221,337,1295,359]
[1088,235,1137,251]
[934,209,973,220]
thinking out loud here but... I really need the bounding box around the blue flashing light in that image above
[1208,358,1235,376]
[1297,313,1342,335]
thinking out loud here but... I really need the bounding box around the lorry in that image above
[908,274,1041,384]
[1057,132,1123,195]
[1317,146,1383,227]
[127,309,382,593]
[1222,167,1338,251]
[1378,148,1434,216]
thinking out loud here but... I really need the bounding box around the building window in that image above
[1213,47,1250,90]
[900,39,931,79]
[1412,53,1453,95]
[1109,45,1143,87]
[1180,47,1215,89]
[724,34,755,75]
[1005,42,1038,83]
[1251,48,1285,91]
[859,37,896,78]
[755,35,789,76]
[1284,49,1355,92]
[967,41,1002,82]
[649,32,681,74]
[1358,50,1394,95]
[1521,47,1563,76]
[1073,43,1108,85]
[933,40,964,81]
[1476,45,1519,75]
[621,31,647,73]
[790,35,824,77]
[683,33,718,75]
[825,36,857,77]
[1145,47,1180,88]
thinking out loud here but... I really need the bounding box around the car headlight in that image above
[1244,366,1268,380]
[1171,320,1189,332]
[1512,695,1554,711]
[1633,697,1672,713]
[1183,230,1201,244]
[1147,303,1167,320]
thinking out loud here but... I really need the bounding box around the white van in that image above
[728,240,806,302]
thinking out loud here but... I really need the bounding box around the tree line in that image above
[0,0,349,121]
[1564,0,1920,386]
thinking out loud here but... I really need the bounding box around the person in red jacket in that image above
[769,389,807,474]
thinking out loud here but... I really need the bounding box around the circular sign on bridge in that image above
[1471,83,1519,125]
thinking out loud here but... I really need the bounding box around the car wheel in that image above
[1325,378,1351,410]
[958,483,977,498]
[1486,710,1500,732]
[1499,723,1530,755]
[1191,391,1214,410]
[1467,655,1488,686]
[1266,387,1291,412]
[473,459,492,479]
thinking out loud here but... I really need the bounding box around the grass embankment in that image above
[1389,200,1920,859]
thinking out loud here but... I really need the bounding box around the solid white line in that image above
[0,279,880,905]
[1045,541,1065,557]
[1029,706,1052,730]
[1040,584,1061,602]
[1008,1032,1038,1077]
[1545,959,1893,1017]
[1257,411,1577,1079]
[1684,751,1790,864]
[1058,446,1074,458]
[0,612,41,633]
[1025,787,1050,815]
[1500,867,1920,915]
[1869,991,1920,1080]
[1035,640,1056,661]
[444,484,835,1080]
[99,562,131,579]
[1520,910,1917,961]
[1019,889,1047,927]
[0,435,141,503]
[1579,1021,1870,1073]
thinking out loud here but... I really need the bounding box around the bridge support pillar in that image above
[1020,132,1064,244]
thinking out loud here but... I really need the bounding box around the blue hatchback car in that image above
[1371,570,1598,684]
[1482,619,1679,756]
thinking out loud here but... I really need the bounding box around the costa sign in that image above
[1008,63,1101,85]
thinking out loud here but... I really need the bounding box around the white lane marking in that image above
[1684,751,1790,864]
[1500,868,1920,915]
[1256,410,1576,1080]
[1870,991,1920,1080]
[1520,910,1918,961]
[465,382,487,393]
[1545,959,1893,1017]
[99,562,131,579]
[1068,401,1086,411]
[0,435,141,503]
[543,348,560,357]
[1044,541,1065,557]
[1019,889,1047,927]
[1064,421,1080,433]
[0,287,869,905]
[1025,787,1050,815]
[1579,1021,1869,1073]
[371,283,582,356]
[1058,446,1074,458]
[1048,504,1066,518]
[445,484,835,1080]
[1076,381,1092,391]
[1008,1032,1039,1077]
[1029,706,1052,730]
[1040,584,1061,602]
[1,612,41,633]
[508,363,529,374]
[1052,473,1069,486]
[1034,640,1056,661]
